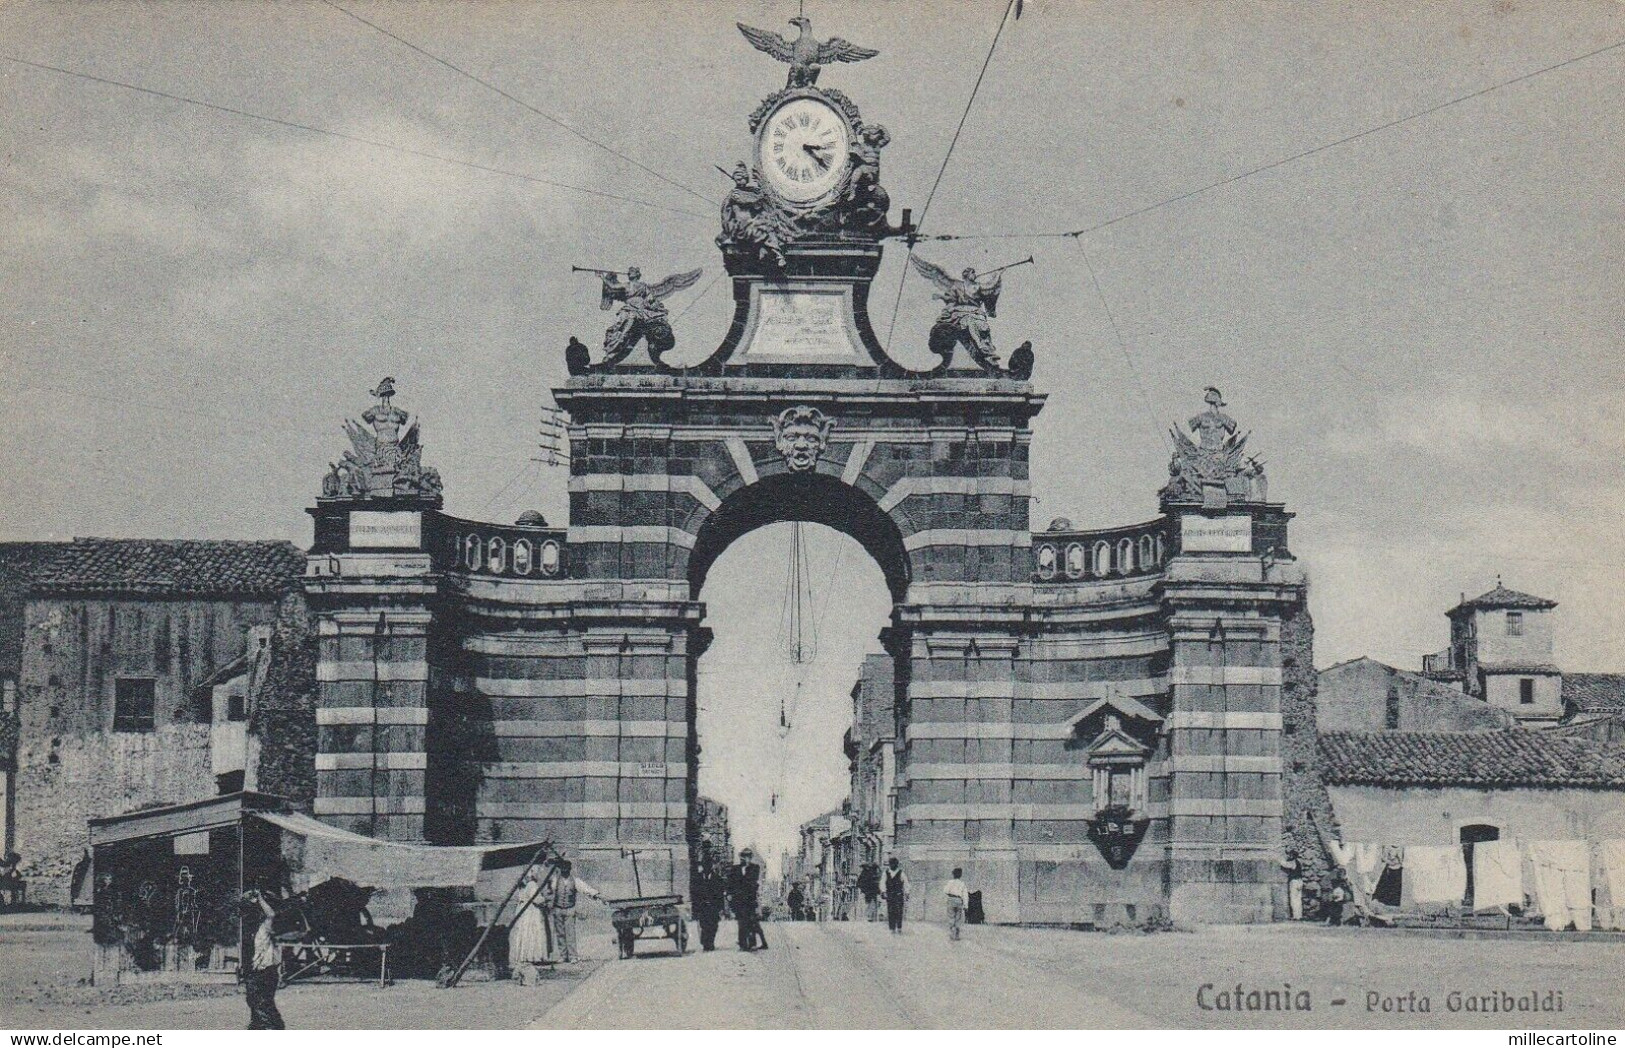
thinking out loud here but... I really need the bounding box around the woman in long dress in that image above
[508,869,551,985]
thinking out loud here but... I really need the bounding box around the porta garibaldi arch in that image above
[303,19,1307,926]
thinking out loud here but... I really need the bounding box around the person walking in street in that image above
[858,862,881,922]
[549,859,602,963]
[241,889,285,1030]
[944,867,969,941]
[883,857,909,934]
[508,867,551,983]
[729,848,767,951]
[787,882,806,922]
[692,846,726,952]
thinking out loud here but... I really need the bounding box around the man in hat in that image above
[691,844,726,952]
[241,889,285,1030]
[883,857,910,934]
[728,848,767,951]
[548,859,602,963]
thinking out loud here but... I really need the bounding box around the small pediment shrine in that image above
[1065,693,1164,753]
[1066,698,1160,869]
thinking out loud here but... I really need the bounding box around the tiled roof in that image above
[1319,730,1625,789]
[1448,584,1557,615]
[31,539,304,598]
[1565,673,1625,714]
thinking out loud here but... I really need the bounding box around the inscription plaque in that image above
[1180,513,1252,553]
[742,287,863,362]
[349,510,422,549]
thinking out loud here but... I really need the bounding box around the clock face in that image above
[757,96,851,205]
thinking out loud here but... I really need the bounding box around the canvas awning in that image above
[255,812,549,890]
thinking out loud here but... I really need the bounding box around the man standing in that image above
[728,848,766,951]
[943,867,969,941]
[691,847,726,952]
[241,889,284,1030]
[1280,847,1304,921]
[549,859,602,963]
[883,857,909,934]
[786,882,806,922]
[858,862,881,922]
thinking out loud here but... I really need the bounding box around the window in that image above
[227,689,247,721]
[1506,611,1524,636]
[487,536,507,574]
[1519,678,1535,705]
[1093,542,1111,578]
[113,677,156,732]
[1065,543,1086,579]
[1116,538,1135,574]
[1035,545,1057,579]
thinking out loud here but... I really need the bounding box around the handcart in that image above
[606,848,687,959]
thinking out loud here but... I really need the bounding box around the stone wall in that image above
[1318,658,1513,732]
[250,592,318,803]
[1276,596,1340,903]
[16,723,214,903]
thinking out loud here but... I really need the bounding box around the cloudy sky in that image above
[3,0,1623,864]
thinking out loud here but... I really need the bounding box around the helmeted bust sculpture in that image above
[773,406,833,472]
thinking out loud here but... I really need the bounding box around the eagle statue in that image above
[737,17,879,87]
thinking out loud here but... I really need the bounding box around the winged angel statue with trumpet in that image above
[599,266,703,367]
[910,256,1017,373]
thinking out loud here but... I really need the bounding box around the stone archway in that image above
[688,471,911,605]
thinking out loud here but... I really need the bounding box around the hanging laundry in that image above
[1471,839,1523,912]
[1596,839,1625,931]
[1349,842,1384,898]
[1405,844,1467,905]
[1528,840,1591,932]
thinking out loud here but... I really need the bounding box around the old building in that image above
[7,538,310,902]
[1319,658,1515,732]
[845,651,896,866]
[690,794,733,864]
[1423,583,1564,722]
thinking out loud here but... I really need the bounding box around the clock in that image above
[756,95,851,205]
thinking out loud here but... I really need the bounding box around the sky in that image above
[3,0,1624,867]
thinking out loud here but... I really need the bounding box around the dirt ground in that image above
[5,912,1624,1029]
[0,912,605,1030]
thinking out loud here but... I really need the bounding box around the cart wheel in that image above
[675,919,688,955]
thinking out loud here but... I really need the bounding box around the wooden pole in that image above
[439,843,552,989]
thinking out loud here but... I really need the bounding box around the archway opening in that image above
[691,516,895,900]
[688,471,911,605]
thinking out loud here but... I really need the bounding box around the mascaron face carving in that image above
[773,406,833,472]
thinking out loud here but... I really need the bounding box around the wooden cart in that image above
[608,893,688,958]
[606,847,687,958]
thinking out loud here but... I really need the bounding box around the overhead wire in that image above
[1074,239,1162,440]
[0,54,711,221]
[919,32,1625,243]
[320,0,718,208]
[882,0,1018,351]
